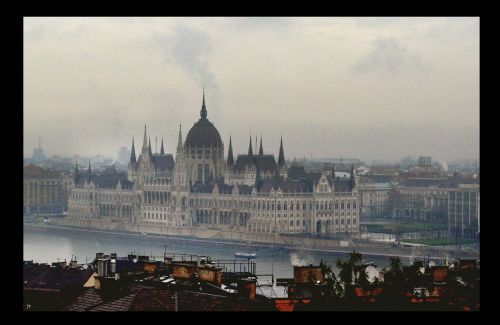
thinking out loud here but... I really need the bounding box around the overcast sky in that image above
[24,17,479,163]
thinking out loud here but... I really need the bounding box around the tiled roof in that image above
[177,291,254,311]
[89,292,138,311]
[130,288,177,311]
[64,288,105,311]
[24,264,93,291]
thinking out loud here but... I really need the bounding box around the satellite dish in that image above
[365,265,379,283]
[82,264,88,269]
[428,261,436,267]
[133,258,138,263]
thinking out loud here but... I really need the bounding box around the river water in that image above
[24,225,411,297]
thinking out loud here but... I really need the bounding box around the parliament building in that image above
[68,90,360,236]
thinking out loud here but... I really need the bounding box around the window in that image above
[197,165,203,181]
[204,164,210,181]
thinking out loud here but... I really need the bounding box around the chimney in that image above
[237,278,257,300]
[97,258,110,277]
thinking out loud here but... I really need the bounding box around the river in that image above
[24,225,416,297]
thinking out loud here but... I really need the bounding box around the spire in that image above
[259,136,263,156]
[177,124,183,152]
[87,161,92,183]
[142,125,148,153]
[74,163,79,185]
[227,135,234,168]
[130,137,136,165]
[278,136,285,167]
[350,165,356,191]
[160,137,164,155]
[148,137,152,155]
[200,86,207,120]
[248,134,253,156]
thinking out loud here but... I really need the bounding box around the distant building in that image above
[390,177,479,239]
[32,137,47,163]
[418,156,432,167]
[448,184,480,238]
[358,182,391,219]
[116,146,130,166]
[23,164,73,214]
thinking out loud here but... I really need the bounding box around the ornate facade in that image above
[68,90,360,235]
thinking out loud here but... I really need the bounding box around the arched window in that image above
[204,164,210,181]
[197,164,203,181]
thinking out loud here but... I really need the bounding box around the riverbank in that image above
[24,221,479,260]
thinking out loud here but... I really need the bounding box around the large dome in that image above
[185,90,223,148]
[185,118,223,148]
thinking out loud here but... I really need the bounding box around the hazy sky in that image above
[24,17,479,163]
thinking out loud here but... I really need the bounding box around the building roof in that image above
[332,179,352,192]
[399,177,479,189]
[24,264,93,291]
[259,179,313,193]
[185,92,223,148]
[177,291,255,311]
[288,166,306,180]
[234,154,277,173]
[152,154,175,171]
[24,164,65,179]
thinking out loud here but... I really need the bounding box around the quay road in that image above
[24,222,479,261]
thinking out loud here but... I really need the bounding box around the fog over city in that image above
[24,17,479,162]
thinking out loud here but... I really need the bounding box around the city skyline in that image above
[24,17,479,162]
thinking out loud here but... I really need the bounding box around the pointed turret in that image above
[74,163,79,186]
[259,136,263,156]
[148,137,152,156]
[227,135,234,168]
[130,138,136,165]
[87,161,92,183]
[160,137,165,155]
[248,135,253,156]
[142,125,148,153]
[278,136,285,167]
[349,165,356,191]
[177,124,183,153]
[200,86,207,120]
